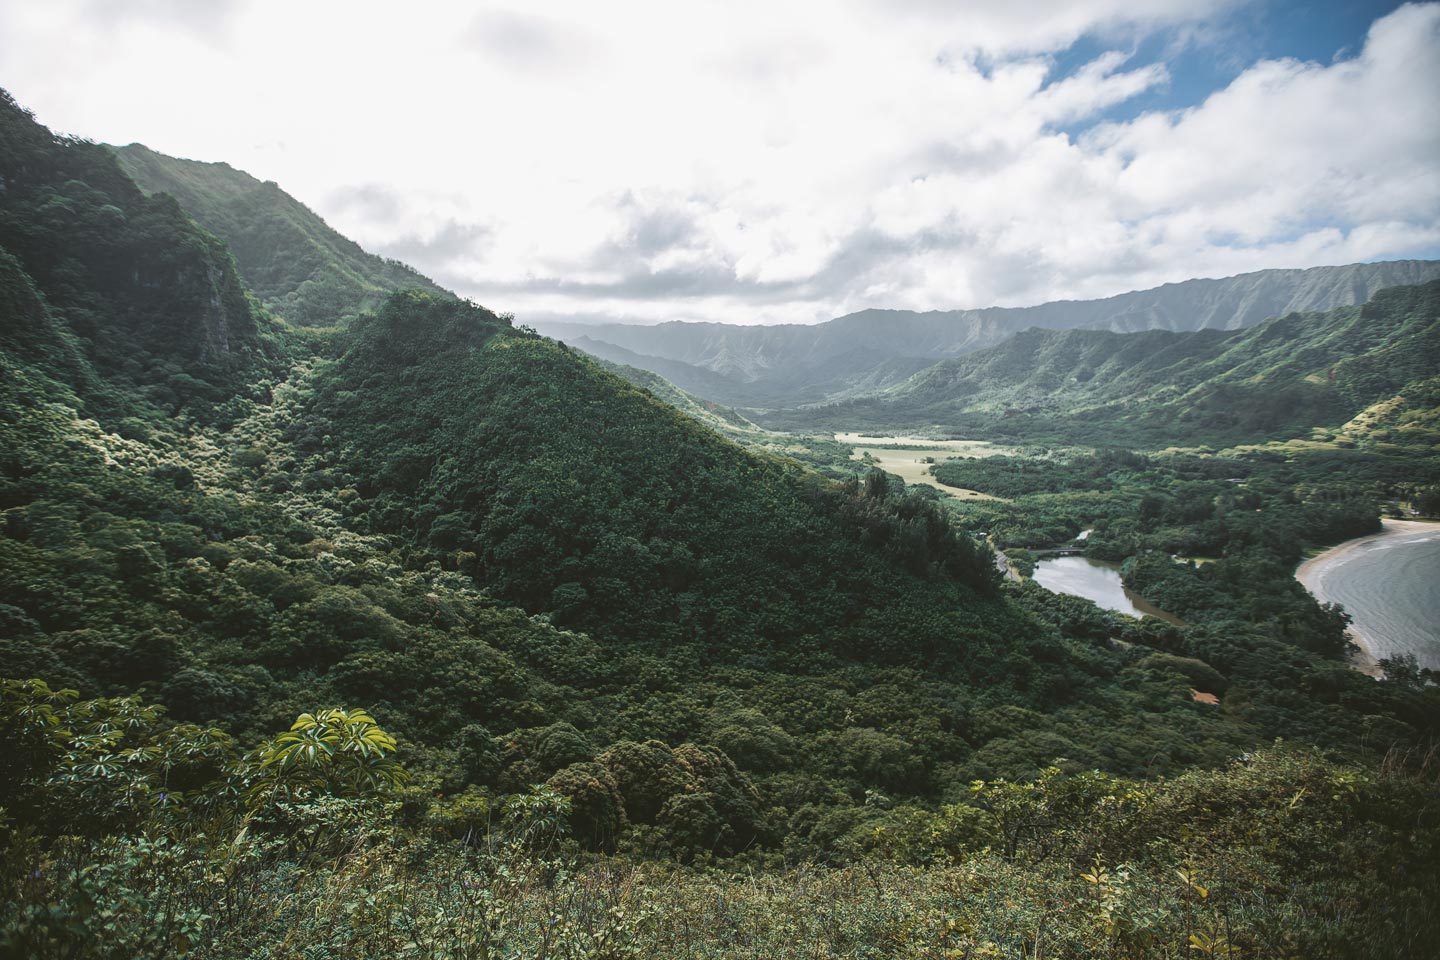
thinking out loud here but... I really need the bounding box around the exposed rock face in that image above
[0,89,273,383]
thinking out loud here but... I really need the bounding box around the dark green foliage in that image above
[1,86,1438,957]
[944,445,1440,754]
[0,89,284,426]
[0,92,1080,865]
[301,292,1011,669]
[4,711,1436,959]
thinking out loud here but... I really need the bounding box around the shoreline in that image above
[1296,518,1440,677]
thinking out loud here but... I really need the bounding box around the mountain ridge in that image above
[756,280,1440,446]
[112,142,452,327]
[539,260,1440,408]
[5,89,1440,952]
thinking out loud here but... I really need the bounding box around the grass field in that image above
[839,433,1012,499]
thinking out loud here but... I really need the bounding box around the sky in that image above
[1,0,1437,327]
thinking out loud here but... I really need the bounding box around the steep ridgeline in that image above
[585,351,772,440]
[761,280,1440,446]
[113,143,451,327]
[539,260,1440,409]
[0,91,280,417]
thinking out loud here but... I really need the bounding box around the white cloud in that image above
[0,0,1435,325]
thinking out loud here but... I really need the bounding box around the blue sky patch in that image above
[1048,0,1408,138]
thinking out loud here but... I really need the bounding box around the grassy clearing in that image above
[835,432,1013,454]
[839,433,1014,499]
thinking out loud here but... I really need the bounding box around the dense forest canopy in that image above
[2,87,1438,958]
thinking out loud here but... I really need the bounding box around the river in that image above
[1032,556,1183,623]
[1296,519,1440,673]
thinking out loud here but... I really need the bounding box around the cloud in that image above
[326,183,407,227]
[375,220,493,271]
[864,0,1241,56]
[81,0,240,41]
[1,1,1434,326]
[461,10,598,75]
[1033,52,1169,124]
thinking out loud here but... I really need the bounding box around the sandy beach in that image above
[1296,519,1440,676]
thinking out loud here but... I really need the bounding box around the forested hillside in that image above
[114,143,451,327]
[0,97,279,400]
[3,88,1438,959]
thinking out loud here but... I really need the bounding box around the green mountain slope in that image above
[761,281,1440,446]
[5,92,1440,956]
[3,87,1436,888]
[297,292,1016,669]
[3,87,1084,831]
[113,143,451,327]
[588,352,771,436]
[1338,375,1440,448]
[0,91,281,418]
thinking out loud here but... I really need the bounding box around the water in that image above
[1298,521,1440,671]
[1033,556,1182,623]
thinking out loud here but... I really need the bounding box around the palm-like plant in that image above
[252,707,408,802]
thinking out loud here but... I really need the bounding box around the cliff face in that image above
[0,89,273,385]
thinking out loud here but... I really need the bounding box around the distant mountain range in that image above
[91,141,1440,454]
[757,280,1440,448]
[537,260,1440,409]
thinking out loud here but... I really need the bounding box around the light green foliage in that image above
[252,707,408,800]
[3,742,1435,958]
[0,678,236,836]
[0,680,407,833]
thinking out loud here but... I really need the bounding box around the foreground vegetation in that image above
[5,679,1436,959]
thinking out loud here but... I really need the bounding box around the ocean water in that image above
[1303,524,1440,671]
